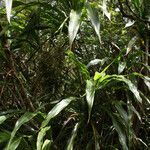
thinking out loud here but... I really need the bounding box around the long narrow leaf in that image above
[68,10,81,48]
[86,80,95,122]
[5,0,13,22]
[100,0,111,20]
[86,2,101,43]
[110,114,128,150]
[37,127,51,150]
[0,116,7,125]
[8,137,22,150]
[126,36,138,55]
[42,140,52,150]
[7,112,38,150]
[41,97,75,128]
[67,123,79,150]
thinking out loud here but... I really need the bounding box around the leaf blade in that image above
[5,0,13,22]
[41,97,75,128]
[68,10,81,48]
[86,80,95,122]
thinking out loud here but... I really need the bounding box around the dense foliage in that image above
[0,0,149,149]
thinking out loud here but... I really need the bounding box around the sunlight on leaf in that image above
[125,20,135,28]
[99,0,111,20]
[94,71,106,81]
[86,2,101,43]
[5,0,13,23]
[87,58,108,68]
[41,97,75,128]
[69,10,81,48]
[118,62,126,74]
[86,80,95,122]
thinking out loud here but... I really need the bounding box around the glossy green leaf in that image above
[41,97,75,128]
[86,2,101,43]
[86,80,95,122]
[37,127,51,150]
[67,123,79,150]
[68,9,81,48]
[7,112,38,150]
[94,71,106,81]
[5,0,13,22]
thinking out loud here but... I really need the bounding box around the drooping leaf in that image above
[41,97,75,128]
[68,9,81,48]
[86,80,95,122]
[100,0,111,20]
[67,123,79,150]
[37,127,51,150]
[5,0,13,22]
[117,76,142,103]
[86,2,101,43]
[7,112,38,150]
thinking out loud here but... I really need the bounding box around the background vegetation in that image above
[0,0,149,149]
